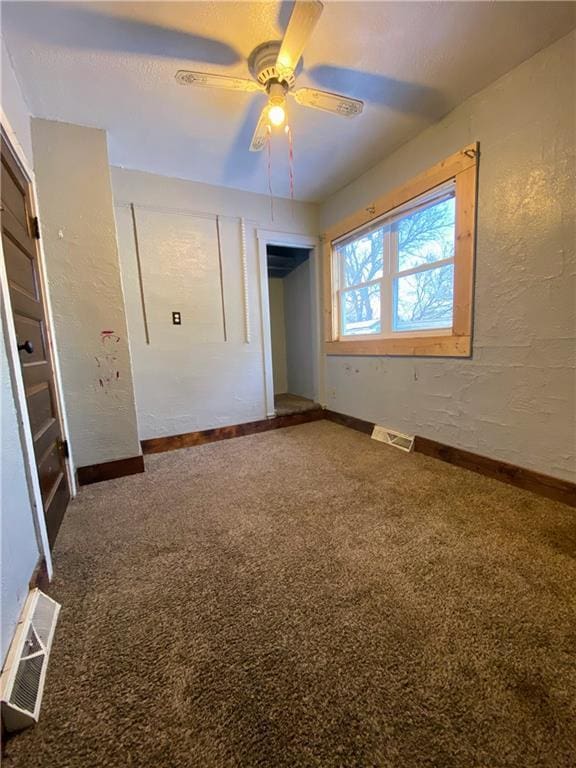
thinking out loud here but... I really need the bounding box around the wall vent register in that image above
[372,425,415,453]
[1,589,61,731]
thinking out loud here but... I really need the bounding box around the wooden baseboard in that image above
[29,557,50,591]
[323,409,575,507]
[76,408,575,507]
[323,409,375,435]
[141,409,324,454]
[77,455,145,486]
[414,436,576,508]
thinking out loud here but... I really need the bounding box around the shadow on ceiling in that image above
[308,65,449,119]
[221,96,268,186]
[4,2,241,66]
[277,0,295,34]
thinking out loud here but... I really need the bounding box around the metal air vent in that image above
[372,425,415,453]
[1,589,61,732]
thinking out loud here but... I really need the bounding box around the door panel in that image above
[33,417,60,462]
[3,234,36,298]
[27,384,54,435]
[13,315,46,364]
[1,161,28,230]
[1,132,70,548]
[38,442,63,501]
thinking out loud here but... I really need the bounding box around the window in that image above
[337,187,455,337]
[323,144,478,357]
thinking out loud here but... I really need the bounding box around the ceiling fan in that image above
[175,0,363,152]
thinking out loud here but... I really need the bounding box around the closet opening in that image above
[266,244,318,417]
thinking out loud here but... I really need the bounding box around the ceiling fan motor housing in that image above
[249,41,297,89]
[268,81,288,104]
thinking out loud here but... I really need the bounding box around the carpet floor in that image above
[274,393,319,416]
[4,421,575,768]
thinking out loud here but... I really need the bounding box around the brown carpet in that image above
[274,393,319,416]
[4,421,575,768]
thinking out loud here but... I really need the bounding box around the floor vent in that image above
[1,589,60,732]
[372,425,415,453]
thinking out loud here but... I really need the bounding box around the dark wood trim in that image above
[323,409,374,435]
[29,557,50,591]
[76,408,575,507]
[323,409,575,507]
[414,436,576,508]
[141,409,324,454]
[77,455,145,486]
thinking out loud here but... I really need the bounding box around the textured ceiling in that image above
[2,1,575,201]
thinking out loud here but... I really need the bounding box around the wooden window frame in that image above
[323,143,478,357]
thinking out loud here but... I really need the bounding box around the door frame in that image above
[1,115,76,578]
[256,229,322,418]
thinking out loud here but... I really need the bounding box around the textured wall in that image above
[268,278,288,394]
[0,38,40,665]
[319,32,576,482]
[284,260,315,400]
[112,167,318,439]
[1,34,33,164]
[134,208,225,343]
[31,119,141,467]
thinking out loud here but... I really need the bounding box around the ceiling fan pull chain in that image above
[266,125,274,222]
[286,125,295,205]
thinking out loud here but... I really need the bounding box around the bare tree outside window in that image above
[394,197,455,330]
[394,264,454,330]
[340,231,383,334]
[338,195,455,335]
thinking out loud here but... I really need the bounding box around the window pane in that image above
[396,197,455,272]
[339,229,384,288]
[341,284,381,336]
[393,264,454,331]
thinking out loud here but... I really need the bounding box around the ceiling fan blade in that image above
[249,107,270,152]
[292,88,364,117]
[276,1,324,79]
[176,70,262,93]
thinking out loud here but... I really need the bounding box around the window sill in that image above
[324,334,471,357]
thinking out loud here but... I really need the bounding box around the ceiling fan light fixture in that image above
[267,80,288,127]
[177,1,364,155]
[268,103,286,127]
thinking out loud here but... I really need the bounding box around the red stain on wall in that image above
[96,330,122,394]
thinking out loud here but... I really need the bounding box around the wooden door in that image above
[1,133,70,547]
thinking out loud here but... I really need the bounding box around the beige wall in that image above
[319,31,576,482]
[284,260,315,400]
[112,167,318,439]
[268,278,288,394]
[31,119,141,468]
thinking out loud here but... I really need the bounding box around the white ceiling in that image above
[2,1,575,201]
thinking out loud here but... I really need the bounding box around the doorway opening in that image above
[266,244,318,417]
